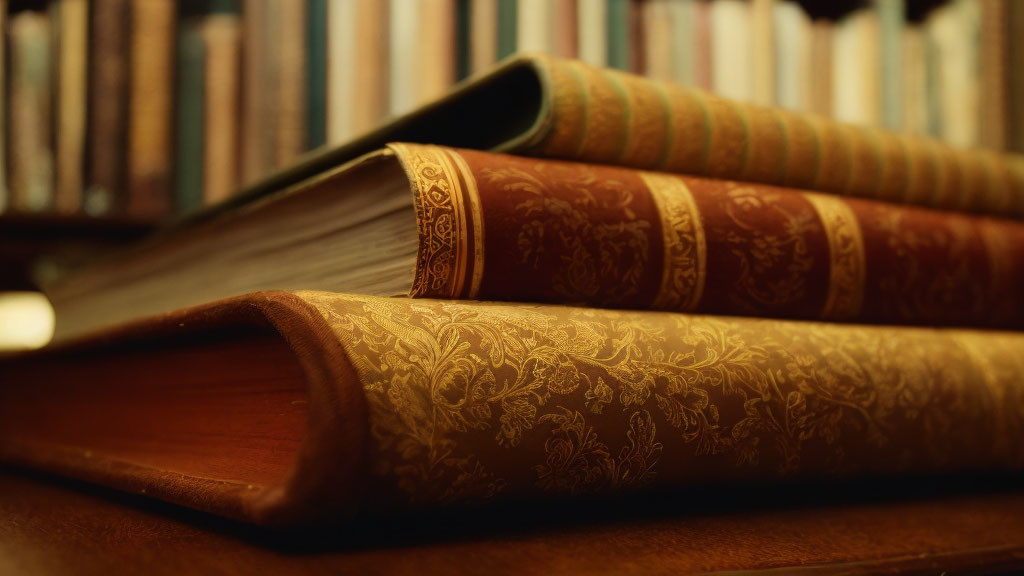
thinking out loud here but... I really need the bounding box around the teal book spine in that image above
[456,0,470,80]
[497,0,517,59]
[607,0,629,70]
[306,0,326,150]
[175,20,205,214]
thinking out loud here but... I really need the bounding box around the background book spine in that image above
[84,0,126,216]
[272,0,307,169]
[54,0,87,214]
[978,0,1007,150]
[174,18,204,215]
[200,13,242,205]
[305,0,326,150]
[496,0,516,59]
[576,0,606,67]
[125,0,174,219]
[8,10,53,213]
[606,0,629,70]
[709,0,751,102]
[876,0,905,130]
[470,0,499,74]
[0,1,6,214]
[750,0,775,106]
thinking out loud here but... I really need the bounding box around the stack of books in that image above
[2,0,1022,221]
[2,55,1024,528]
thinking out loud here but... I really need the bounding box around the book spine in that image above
[174,20,205,214]
[201,14,243,205]
[522,58,1024,219]
[496,0,517,59]
[300,291,1024,510]
[125,0,175,219]
[470,0,499,74]
[272,0,307,168]
[306,0,327,150]
[0,1,6,214]
[393,143,1024,328]
[8,10,54,213]
[54,0,88,214]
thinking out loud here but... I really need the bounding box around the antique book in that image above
[0,1,6,213]
[126,0,175,219]
[174,17,204,214]
[46,144,1024,340]
[469,0,499,74]
[85,0,127,216]
[54,0,88,214]
[233,54,1024,222]
[709,0,751,102]
[200,12,242,205]
[3,290,1024,527]
[576,0,606,68]
[772,0,812,112]
[273,0,307,169]
[833,6,881,127]
[306,0,326,149]
[239,0,272,185]
[325,0,388,145]
[978,0,1007,150]
[8,10,54,213]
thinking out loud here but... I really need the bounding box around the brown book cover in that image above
[4,290,1024,527]
[85,0,128,215]
[125,0,175,219]
[979,0,1007,150]
[234,55,1024,222]
[273,0,307,168]
[46,144,1024,340]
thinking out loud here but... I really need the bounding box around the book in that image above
[469,0,499,74]
[833,6,881,127]
[709,0,751,102]
[231,55,1024,222]
[4,290,1024,526]
[45,144,1024,340]
[200,13,242,205]
[54,0,88,215]
[808,17,834,117]
[901,22,930,135]
[876,0,905,131]
[125,0,175,219]
[750,0,775,106]
[576,0,606,67]
[8,10,54,213]
[925,0,981,149]
[174,17,205,214]
[979,0,1007,150]
[306,0,326,150]
[273,0,307,168]
[772,0,811,112]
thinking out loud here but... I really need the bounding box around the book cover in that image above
[200,13,242,205]
[4,290,1024,526]
[46,144,1024,339]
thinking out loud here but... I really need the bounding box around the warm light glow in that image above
[0,292,55,350]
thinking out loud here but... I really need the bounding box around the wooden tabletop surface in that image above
[2,469,1024,575]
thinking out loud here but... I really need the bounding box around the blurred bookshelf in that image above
[0,0,1019,308]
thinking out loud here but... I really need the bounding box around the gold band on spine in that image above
[640,172,706,311]
[446,149,486,299]
[804,193,866,320]
[392,143,469,299]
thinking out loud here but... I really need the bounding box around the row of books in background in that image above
[0,0,1019,220]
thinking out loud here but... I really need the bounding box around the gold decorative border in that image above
[392,144,483,299]
[640,172,706,311]
[804,193,866,320]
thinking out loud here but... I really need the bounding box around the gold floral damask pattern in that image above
[298,291,1024,507]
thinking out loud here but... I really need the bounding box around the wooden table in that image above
[2,469,1023,575]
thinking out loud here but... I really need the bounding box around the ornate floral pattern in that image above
[804,193,866,320]
[640,172,706,311]
[299,291,1024,507]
